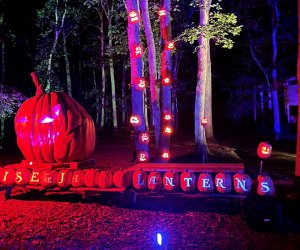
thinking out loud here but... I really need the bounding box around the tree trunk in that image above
[140,0,160,148]
[121,58,127,125]
[108,16,118,130]
[100,11,105,129]
[126,0,149,155]
[295,0,300,176]
[194,0,211,160]
[93,64,100,126]
[63,32,72,96]
[1,41,4,84]
[158,0,172,159]
[271,0,281,139]
[204,40,215,143]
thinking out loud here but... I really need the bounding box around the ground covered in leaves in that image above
[0,131,300,249]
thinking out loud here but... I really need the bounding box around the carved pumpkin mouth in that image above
[261,147,270,155]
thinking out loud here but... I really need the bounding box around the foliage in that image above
[0,85,27,119]
[177,3,242,50]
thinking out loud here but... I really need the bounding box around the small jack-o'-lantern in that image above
[148,171,163,191]
[198,173,214,193]
[98,170,114,188]
[131,45,143,58]
[57,169,73,188]
[257,174,275,196]
[257,142,272,159]
[128,11,140,24]
[15,168,31,186]
[163,171,180,191]
[137,151,149,163]
[113,170,132,188]
[84,169,100,187]
[233,173,252,194]
[14,73,95,163]
[138,132,150,144]
[132,169,148,190]
[28,169,42,186]
[215,172,232,193]
[1,169,16,185]
[130,115,142,127]
[180,171,196,192]
[40,170,58,187]
[71,170,85,187]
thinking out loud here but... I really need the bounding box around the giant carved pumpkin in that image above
[14,73,96,163]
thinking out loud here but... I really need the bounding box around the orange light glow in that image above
[138,132,150,144]
[162,152,169,159]
[201,117,208,126]
[164,126,172,134]
[165,41,174,50]
[128,11,140,24]
[130,115,141,126]
[162,77,171,85]
[137,151,149,162]
[164,114,172,121]
[158,9,167,17]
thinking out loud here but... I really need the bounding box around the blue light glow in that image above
[157,233,162,246]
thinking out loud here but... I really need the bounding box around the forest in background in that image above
[0,0,297,151]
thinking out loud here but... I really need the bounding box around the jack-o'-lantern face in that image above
[130,115,141,126]
[257,142,272,159]
[14,92,95,163]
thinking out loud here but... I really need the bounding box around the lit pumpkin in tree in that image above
[257,174,275,196]
[147,171,163,191]
[198,173,214,193]
[233,173,252,194]
[257,142,272,159]
[98,170,114,188]
[15,168,31,186]
[113,170,132,188]
[215,172,232,193]
[163,171,180,191]
[14,72,95,163]
[180,171,197,192]
[132,169,148,190]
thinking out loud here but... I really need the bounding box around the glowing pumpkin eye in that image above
[40,116,55,124]
[52,104,60,117]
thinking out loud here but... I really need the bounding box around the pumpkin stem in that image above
[31,72,44,95]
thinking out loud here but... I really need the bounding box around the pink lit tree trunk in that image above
[126,0,149,155]
[295,0,300,176]
[140,0,161,149]
[158,0,172,160]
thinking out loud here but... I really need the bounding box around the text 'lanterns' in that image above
[131,45,143,58]
[257,142,272,159]
[138,132,150,144]
[201,117,208,126]
[128,11,140,24]
[165,41,174,50]
[130,115,141,127]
